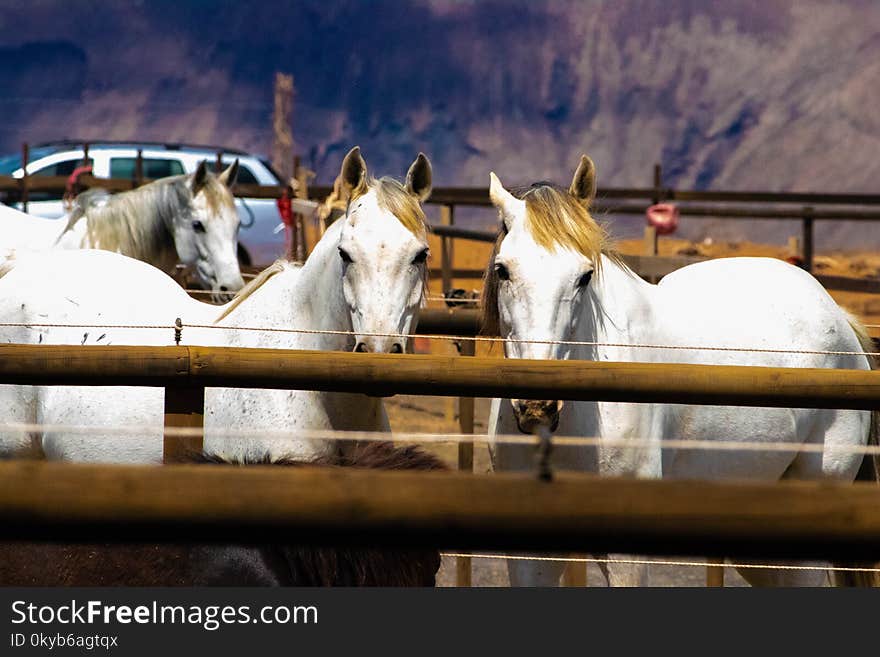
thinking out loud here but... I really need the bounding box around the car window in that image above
[233,164,259,185]
[109,157,185,179]
[32,158,92,177]
[28,158,93,201]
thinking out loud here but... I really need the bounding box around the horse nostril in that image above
[355,342,370,353]
[219,286,229,292]
[390,343,403,354]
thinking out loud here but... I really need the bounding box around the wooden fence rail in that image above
[2,460,880,561]
[2,344,880,410]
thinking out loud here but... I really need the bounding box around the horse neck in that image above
[217,220,352,351]
[93,183,178,272]
[573,254,657,360]
[295,222,353,349]
[566,255,663,475]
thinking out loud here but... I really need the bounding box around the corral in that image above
[2,156,880,587]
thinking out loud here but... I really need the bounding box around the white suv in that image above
[0,140,295,267]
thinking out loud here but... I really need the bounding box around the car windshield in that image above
[0,147,60,174]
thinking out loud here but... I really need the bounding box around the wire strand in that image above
[439,552,880,573]
[6,423,880,456]
[4,320,877,358]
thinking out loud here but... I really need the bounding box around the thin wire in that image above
[177,323,880,358]
[6,423,880,456]
[0,322,175,331]
[2,320,879,358]
[440,552,880,573]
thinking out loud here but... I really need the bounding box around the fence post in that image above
[802,207,814,273]
[706,559,725,587]
[20,142,29,214]
[652,163,663,204]
[163,385,205,464]
[135,149,144,188]
[562,558,588,587]
[440,204,454,295]
[294,155,309,261]
[643,225,659,284]
[215,151,223,173]
[455,338,476,587]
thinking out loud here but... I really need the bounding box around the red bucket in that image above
[646,203,679,235]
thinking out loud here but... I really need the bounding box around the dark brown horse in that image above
[0,442,445,586]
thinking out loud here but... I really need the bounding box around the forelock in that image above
[517,183,611,267]
[351,177,426,238]
[194,172,236,216]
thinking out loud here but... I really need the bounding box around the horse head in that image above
[174,160,245,297]
[336,147,433,354]
[482,154,608,434]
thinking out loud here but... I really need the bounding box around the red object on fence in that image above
[63,165,93,208]
[276,189,297,258]
[276,190,294,227]
[646,203,679,235]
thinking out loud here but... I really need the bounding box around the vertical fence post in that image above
[440,203,457,426]
[643,225,658,256]
[562,558,588,587]
[706,559,725,587]
[20,142,29,214]
[802,206,814,273]
[82,142,90,168]
[163,386,205,464]
[215,151,223,173]
[455,338,476,587]
[134,149,144,188]
[440,204,454,295]
[643,225,658,284]
[294,155,309,261]
[787,236,800,260]
[652,163,663,204]
[646,163,663,284]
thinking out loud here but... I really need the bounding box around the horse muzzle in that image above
[512,399,564,435]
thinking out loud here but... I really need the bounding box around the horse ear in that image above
[191,160,209,194]
[340,146,368,198]
[218,158,239,187]
[405,153,432,202]
[489,172,522,231]
[569,154,596,203]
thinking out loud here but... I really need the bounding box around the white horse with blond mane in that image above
[0,160,244,295]
[0,147,433,463]
[482,154,878,587]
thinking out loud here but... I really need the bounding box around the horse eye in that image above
[577,271,594,288]
[495,263,510,281]
[338,247,353,264]
[192,220,206,233]
[412,248,429,265]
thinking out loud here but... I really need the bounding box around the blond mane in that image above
[213,260,291,323]
[351,177,427,239]
[60,172,235,262]
[520,183,615,269]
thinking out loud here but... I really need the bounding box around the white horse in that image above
[482,155,878,587]
[0,147,433,464]
[0,160,244,295]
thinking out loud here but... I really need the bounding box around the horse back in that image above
[654,256,866,370]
